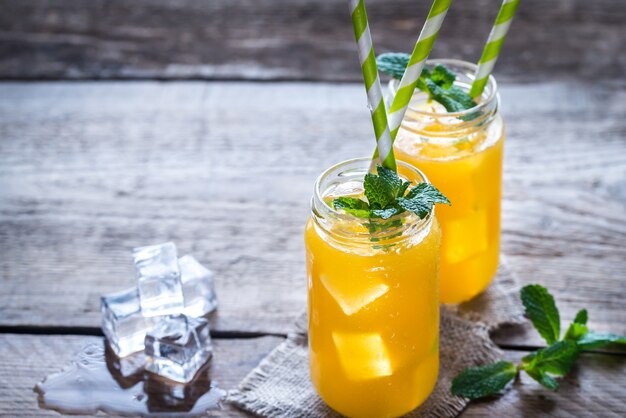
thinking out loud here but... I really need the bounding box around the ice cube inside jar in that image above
[179,255,218,317]
[145,314,213,383]
[101,287,159,357]
[133,242,185,317]
[332,332,393,381]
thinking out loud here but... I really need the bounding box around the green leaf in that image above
[376,165,405,198]
[525,368,560,390]
[333,197,369,211]
[521,340,579,391]
[451,361,517,400]
[332,197,371,218]
[376,53,410,80]
[425,79,478,114]
[576,331,626,351]
[446,86,478,109]
[363,172,395,210]
[397,182,451,218]
[564,323,588,342]
[564,309,589,341]
[371,206,402,220]
[398,180,412,198]
[415,68,431,92]
[523,340,579,377]
[520,284,561,344]
[430,64,456,89]
[574,309,588,325]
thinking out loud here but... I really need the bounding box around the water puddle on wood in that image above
[34,342,225,416]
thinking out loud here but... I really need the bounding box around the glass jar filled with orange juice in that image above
[305,158,441,417]
[392,59,504,304]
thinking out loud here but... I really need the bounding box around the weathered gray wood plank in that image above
[1,334,624,417]
[0,81,625,347]
[0,333,281,417]
[0,0,624,81]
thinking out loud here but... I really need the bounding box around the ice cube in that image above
[101,287,159,357]
[179,255,218,317]
[145,314,213,383]
[332,332,393,380]
[443,210,489,264]
[133,242,184,317]
[321,274,389,316]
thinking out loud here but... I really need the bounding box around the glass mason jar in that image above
[305,158,441,418]
[391,59,504,304]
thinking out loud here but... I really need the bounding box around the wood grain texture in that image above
[0,81,625,347]
[0,0,624,81]
[0,334,623,417]
[0,333,281,417]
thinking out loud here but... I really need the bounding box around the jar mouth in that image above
[388,58,499,119]
[311,157,434,247]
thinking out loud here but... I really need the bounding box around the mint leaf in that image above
[377,53,410,80]
[574,309,588,325]
[430,64,456,89]
[371,206,402,220]
[398,180,411,198]
[522,340,578,391]
[377,54,477,115]
[525,368,560,390]
[424,79,478,114]
[564,309,589,341]
[365,218,402,234]
[397,182,451,218]
[451,361,517,400]
[521,284,561,345]
[333,197,369,211]
[564,323,588,342]
[577,331,626,351]
[332,166,450,222]
[523,340,578,377]
[376,165,405,198]
[364,172,395,210]
[333,197,371,218]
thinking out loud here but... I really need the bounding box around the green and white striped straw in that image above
[470,0,520,98]
[350,0,396,171]
[386,0,452,139]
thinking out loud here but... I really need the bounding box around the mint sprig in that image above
[332,165,450,220]
[520,284,561,344]
[451,361,517,400]
[451,284,626,400]
[377,53,478,115]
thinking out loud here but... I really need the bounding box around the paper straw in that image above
[350,0,396,171]
[372,0,452,164]
[470,0,520,98]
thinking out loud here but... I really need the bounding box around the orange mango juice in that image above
[395,98,504,304]
[305,159,441,417]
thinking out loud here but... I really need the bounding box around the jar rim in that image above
[311,157,434,246]
[388,58,499,118]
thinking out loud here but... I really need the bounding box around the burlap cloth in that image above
[228,259,524,417]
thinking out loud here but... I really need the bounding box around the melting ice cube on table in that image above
[179,255,218,317]
[332,332,393,381]
[145,314,213,383]
[101,287,159,357]
[133,242,184,317]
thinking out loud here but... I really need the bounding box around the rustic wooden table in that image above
[1,0,625,416]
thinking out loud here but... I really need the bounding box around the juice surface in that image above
[394,103,504,303]
[305,210,441,418]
